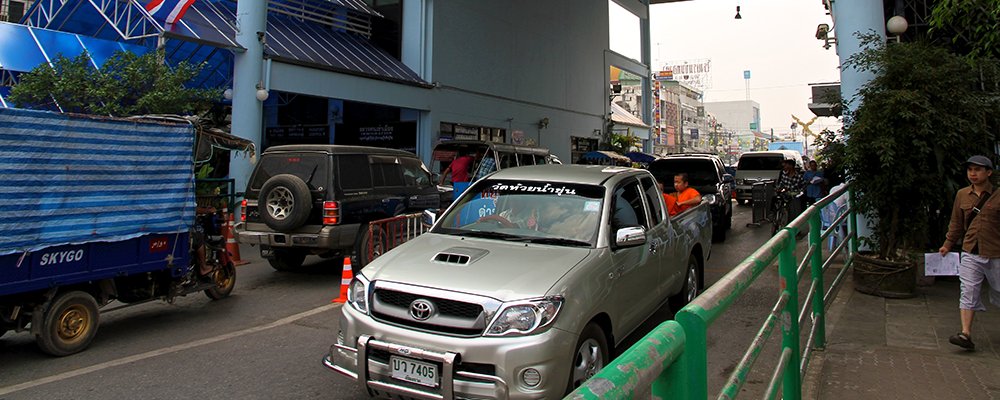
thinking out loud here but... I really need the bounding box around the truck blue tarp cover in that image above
[0,108,196,256]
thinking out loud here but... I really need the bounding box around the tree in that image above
[929,0,1000,60]
[841,32,1000,259]
[9,50,219,116]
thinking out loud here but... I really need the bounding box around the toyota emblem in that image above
[409,299,435,321]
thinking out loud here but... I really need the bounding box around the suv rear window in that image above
[250,153,328,190]
[648,159,718,187]
[738,156,783,170]
[338,154,373,190]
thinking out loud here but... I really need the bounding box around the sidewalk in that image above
[803,273,1000,399]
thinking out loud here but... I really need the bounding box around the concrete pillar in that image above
[230,0,268,205]
[831,0,884,249]
[831,0,885,113]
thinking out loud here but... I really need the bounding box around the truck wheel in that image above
[35,291,100,356]
[205,261,236,300]
[669,255,701,310]
[268,249,307,271]
[259,174,313,231]
[356,225,386,272]
[566,323,608,393]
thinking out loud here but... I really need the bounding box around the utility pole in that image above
[678,108,684,153]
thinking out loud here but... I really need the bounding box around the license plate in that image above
[389,356,438,388]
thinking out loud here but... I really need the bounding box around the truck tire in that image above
[268,249,307,271]
[204,261,236,300]
[355,224,386,272]
[669,255,701,310]
[712,220,727,242]
[259,174,313,231]
[35,291,100,356]
[566,322,609,393]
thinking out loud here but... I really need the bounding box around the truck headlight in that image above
[347,275,371,314]
[485,296,563,337]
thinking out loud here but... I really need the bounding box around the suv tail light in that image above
[323,201,341,225]
[241,199,247,222]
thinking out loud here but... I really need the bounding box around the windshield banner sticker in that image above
[489,183,577,196]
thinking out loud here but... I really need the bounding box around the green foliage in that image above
[9,50,219,116]
[609,132,640,154]
[929,0,1000,59]
[842,33,1000,259]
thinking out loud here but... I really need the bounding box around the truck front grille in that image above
[371,288,488,337]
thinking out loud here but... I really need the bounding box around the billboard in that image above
[658,59,712,90]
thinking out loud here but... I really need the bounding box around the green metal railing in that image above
[567,184,858,400]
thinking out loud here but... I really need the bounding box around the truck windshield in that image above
[435,179,605,246]
[738,156,783,170]
[649,159,717,187]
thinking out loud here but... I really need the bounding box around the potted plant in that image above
[841,33,1000,297]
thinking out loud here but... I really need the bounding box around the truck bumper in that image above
[233,222,358,250]
[324,304,578,400]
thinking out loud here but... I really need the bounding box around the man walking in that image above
[939,155,998,350]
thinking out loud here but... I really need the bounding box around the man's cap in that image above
[965,155,994,170]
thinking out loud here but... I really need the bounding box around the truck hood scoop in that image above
[433,247,488,265]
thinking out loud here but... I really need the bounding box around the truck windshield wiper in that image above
[456,231,524,240]
[521,237,591,247]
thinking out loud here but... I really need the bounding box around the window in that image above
[399,157,432,187]
[611,180,648,231]
[249,154,328,190]
[338,155,373,190]
[571,137,599,164]
[497,151,517,169]
[516,153,535,166]
[439,122,506,143]
[640,176,663,225]
[371,155,405,187]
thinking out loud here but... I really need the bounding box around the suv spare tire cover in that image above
[259,174,314,231]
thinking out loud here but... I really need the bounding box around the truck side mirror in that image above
[722,174,734,183]
[615,226,646,248]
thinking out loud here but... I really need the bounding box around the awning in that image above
[581,151,631,164]
[611,103,650,129]
[0,22,151,74]
[625,151,657,164]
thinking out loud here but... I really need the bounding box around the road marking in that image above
[0,303,340,396]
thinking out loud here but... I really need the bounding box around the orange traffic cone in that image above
[332,257,354,303]
[225,212,249,266]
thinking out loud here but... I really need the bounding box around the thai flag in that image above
[145,0,196,25]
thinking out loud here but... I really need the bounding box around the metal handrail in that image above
[565,184,858,400]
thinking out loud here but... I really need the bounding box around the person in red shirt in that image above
[667,173,702,216]
[440,151,475,185]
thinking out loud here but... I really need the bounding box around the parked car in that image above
[648,153,734,242]
[323,164,712,399]
[233,145,441,271]
[733,150,803,205]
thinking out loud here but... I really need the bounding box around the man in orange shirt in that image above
[667,173,701,216]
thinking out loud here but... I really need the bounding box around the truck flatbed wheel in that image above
[35,291,100,356]
[268,249,307,271]
[669,255,701,310]
[205,261,237,300]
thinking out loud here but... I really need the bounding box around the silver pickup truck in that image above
[323,164,713,399]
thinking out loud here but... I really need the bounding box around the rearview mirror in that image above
[422,209,438,228]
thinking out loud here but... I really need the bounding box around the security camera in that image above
[816,23,830,40]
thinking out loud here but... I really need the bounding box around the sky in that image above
[612,0,844,139]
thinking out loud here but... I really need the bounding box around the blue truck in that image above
[0,108,245,356]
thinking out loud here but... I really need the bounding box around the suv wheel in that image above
[355,225,386,272]
[259,174,313,231]
[268,249,307,271]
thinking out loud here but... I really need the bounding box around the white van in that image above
[734,150,803,204]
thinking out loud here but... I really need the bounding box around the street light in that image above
[887,16,908,42]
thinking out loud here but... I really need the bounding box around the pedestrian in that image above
[939,155,999,350]
[440,150,475,185]
[803,160,825,206]
[666,173,701,216]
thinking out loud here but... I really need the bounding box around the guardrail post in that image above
[808,211,826,349]
[778,230,802,400]
[848,189,859,256]
[675,309,707,399]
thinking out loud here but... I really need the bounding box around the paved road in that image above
[0,201,783,399]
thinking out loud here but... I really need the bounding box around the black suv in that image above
[647,153,734,242]
[233,145,441,271]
